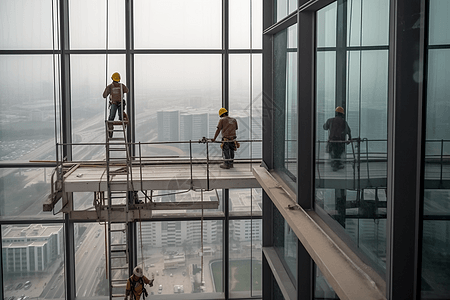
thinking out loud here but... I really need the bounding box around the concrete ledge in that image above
[253,166,386,300]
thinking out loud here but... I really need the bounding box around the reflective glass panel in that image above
[315,1,389,274]
[429,0,450,45]
[347,0,389,47]
[0,0,55,50]
[134,0,221,49]
[2,223,65,300]
[137,220,223,296]
[273,204,297,281]
[229,188,262,216]
[74,223,107,298]
[0,168,60,220]
[314,264,339,299]
[229,0,263,49]
[0,55,56,162]
[70,54,126,160]
[229,219,262,298]
[317,1,337,48]
[274,0,297,23]
[69,0,125,49]
[422,3,450,295]
[273,25,298,186]
[134,54,221,159]
[229,54,263,160]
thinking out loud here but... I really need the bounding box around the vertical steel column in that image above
[262,0,274,170]
[222,0,229,110]
[222,1,230,298]
[386,0,426,298]
[223,188,230,299]
[125,0,137,276]
[262,0,274,298]
[297,6,315,299]
[59,0,76,299]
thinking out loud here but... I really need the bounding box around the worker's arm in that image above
[212,128,221,142]
[122,84,129,94]
[103,85,110,99]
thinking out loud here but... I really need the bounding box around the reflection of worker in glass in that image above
[212,108,238,169]
[323,106,352,171]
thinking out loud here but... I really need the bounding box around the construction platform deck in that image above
[62,161,261,192]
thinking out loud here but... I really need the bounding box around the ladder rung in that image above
[111,255,127,259]
[111,243,127,247]
[110,229,126,232]
[112,294,126,297]
[112,284,127,289]
[109,148,126,151]
[112,279,128,283]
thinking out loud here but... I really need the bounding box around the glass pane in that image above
[74,223,108,298]
[0,168,60,220]
[273,204,297,281]
[314,264,339,299]
[229,54,263,160]
[422,7,450,294]
[273,25,298,185]
[274,0,297,23]
[229,0,263,49]
[317,2,337,48]
[0,55,56,162]
[70,54,126,160]
[315,1,389,274]
[429,0,450,45]
[347,0,389,47]
[134,0,222,49]
[0,0,55,50]
[229,188,262,215]
[69,0,125,49]
[229,219,262,298]
[2,223,65,300]
[135,54,221,159]
[137,220,223,296]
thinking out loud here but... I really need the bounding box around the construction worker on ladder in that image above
[103,72,129,137]
[125,266,154,300]
[212,108,239,169]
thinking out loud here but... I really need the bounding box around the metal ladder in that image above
[105,118,133,299]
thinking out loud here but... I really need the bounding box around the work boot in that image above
[220,163,230,169]
[229,163,234,168]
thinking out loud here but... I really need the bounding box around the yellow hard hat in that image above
[111,72,121,82]
[218,108,228,116]
[335,106,345,114]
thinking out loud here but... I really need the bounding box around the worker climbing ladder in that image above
[105,116,133,299]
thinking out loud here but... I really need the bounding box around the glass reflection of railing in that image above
[424,139,450,185]
[316,138,450,187]
[316,138,388,190]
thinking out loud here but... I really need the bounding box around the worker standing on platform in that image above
[103,72,129,137]
[212,108,238,169]
[323,106,352,171]
[125,266,154,300]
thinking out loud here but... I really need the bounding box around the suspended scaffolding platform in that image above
[43,136,262,222]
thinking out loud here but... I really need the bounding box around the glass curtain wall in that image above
[422,1,450,298]
[273,24,298,186]
[1,0,263,300]
[315,0,389,274]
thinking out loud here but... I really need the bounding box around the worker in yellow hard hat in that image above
[323,106,352,171]
[212,108,238,169]
[102,72,129,137]
[125,266,154,300]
